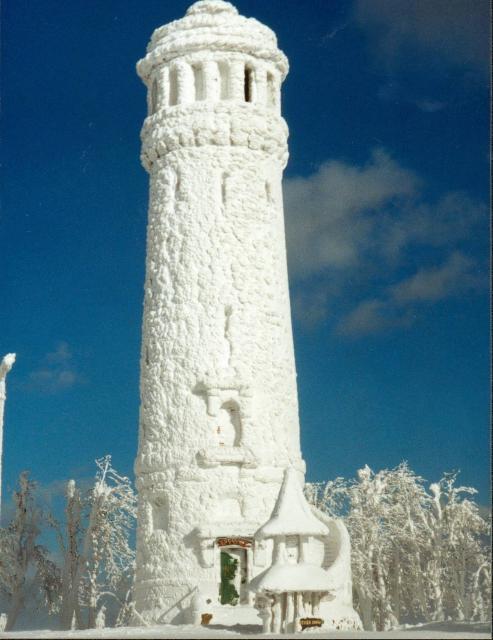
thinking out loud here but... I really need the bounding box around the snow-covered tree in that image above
[48,478,84,629]
[306,463,490,631]
[53,456,137,630]
[0,472,61,631]
[430,473,490,622]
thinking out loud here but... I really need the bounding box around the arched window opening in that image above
[267,72,276,107]
[193,64,205,101]
[215,400,241,447]
[150,79,159,114]
[244,66,254,102]
[169,67,178,106]
[286,536,299,564]
[218,61,230,100]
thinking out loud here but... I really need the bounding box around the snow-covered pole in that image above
[0,353,16,520]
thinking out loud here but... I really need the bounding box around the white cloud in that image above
[284,149,487,336]
[336,298,414,337]
[354,0,490,74]
[26,342,83,394]
[336,252,485,337]
[377,84,448,114]
[292,287,332,328]
[46,341,72,364]
[389,252,482,304]
[284,150,485,279]
[381,192,488,261]
[284,148,420,278]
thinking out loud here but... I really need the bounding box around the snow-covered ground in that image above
[1,621,490,639]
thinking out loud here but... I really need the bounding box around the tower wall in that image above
[134,1,304,622]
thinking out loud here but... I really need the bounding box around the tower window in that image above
[218,61,230,100]
[267,72,276,107]
[150,79,158,114]
[215,400,241,447]
[193,64,205,101]
[244,66,254,103]
[169,67,178,106]
[221,172,229,204]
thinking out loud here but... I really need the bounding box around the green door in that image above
[219,551,240,605]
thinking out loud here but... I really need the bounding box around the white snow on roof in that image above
[248,562,331,594]
[186,0,238,16]
[254,468,329,539]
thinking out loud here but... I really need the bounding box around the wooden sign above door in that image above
[217,537,252,548]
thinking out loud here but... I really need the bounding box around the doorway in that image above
[219,547,248,605]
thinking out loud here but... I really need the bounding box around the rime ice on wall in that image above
[133,1,357,627]
[134,0,302,622]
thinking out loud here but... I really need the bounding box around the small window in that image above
[244,66,254,102]
[218,61,230,100]
[175,171,181,198]
[221,172,230,204]
[215,400,241,447]
[267,72,276,107]
[169,67,178,106]
[193,64,205,101]
[150,79,158,114]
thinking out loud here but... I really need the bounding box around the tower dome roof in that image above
[137,1,288,82]
[186,0,238,16]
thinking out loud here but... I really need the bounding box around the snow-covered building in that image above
[249,468,332,633]
[133,0,360,631]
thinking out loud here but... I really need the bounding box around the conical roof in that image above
[255,468,329,539]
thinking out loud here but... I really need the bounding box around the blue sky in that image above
[1,0,490,516]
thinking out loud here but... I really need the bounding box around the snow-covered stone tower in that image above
[134,1,356,627]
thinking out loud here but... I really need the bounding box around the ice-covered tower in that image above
[134,0,305,623]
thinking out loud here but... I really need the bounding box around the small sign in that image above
[201,613,212,626]
[300,617,324,631]
[217,537,252,548]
